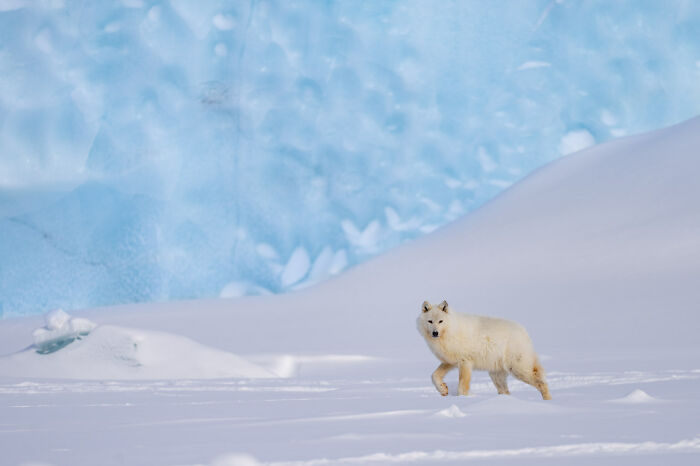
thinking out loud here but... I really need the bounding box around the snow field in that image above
[1,355,699,465]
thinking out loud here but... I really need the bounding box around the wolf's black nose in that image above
[432,331,439,338]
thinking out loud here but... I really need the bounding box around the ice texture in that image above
[2,1,700,316]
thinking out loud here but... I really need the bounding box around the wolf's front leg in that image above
[458,361,472,396]
[432,362,454,396]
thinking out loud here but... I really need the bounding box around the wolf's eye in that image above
[439,320,443,324]
[428,320,433,324]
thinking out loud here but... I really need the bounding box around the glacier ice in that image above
[2,1,700,316]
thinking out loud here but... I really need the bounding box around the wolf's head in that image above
[416,300,449,339]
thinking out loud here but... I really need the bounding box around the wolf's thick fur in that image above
[417,300,551,399]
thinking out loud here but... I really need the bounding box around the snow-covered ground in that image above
[1,117,699,465]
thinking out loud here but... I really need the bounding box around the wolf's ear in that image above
[422,301,431,313]
[438,300,449,313]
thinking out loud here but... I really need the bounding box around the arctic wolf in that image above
[417,300,551,399]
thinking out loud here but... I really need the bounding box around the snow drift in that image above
[0,323,274,380]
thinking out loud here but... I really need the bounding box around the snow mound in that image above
[32,309,96,354]
[435,404,467,418]
[1,325,274,380]
[611,389,660,404]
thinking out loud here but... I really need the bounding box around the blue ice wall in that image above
[2,1,700,317]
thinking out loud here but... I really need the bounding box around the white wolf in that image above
[417,300,551,399]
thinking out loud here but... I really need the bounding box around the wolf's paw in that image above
[458,388,470,396]
[437,383,448,396]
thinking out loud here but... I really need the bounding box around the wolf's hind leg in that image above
[532,362,551,400]
[511,362,551,400]
[432,362,454,396]
[489,370,510,395]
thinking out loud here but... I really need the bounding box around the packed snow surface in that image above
[1,118,699,464]
[3,1,700,315]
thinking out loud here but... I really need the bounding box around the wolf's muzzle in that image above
[432,331,439,338]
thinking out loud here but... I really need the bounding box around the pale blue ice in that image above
[1,1,700,316]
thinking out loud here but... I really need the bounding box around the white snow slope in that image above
[1,117,699,465]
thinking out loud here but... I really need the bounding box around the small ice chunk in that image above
[32,328,52,345]
[385,207,421,231]
[559,129,595,155]
[341,220,381,253]
[0,0,28,12]
[446,200,464,220]
[122,0,144,7]
[517,61,551,70]
[445,177,462,189]
[70,318,97,335]
[213,14,235,30]
[220,281,271,298]
[34,29,52,54]
[600,109,617,126]
[33,326,78,354]
[436,404,467,418]
[489,178,513,189]
[477,147,497,173]
[147,5,161,21]
[45,309,71,330]
[220,281,248,298]
[34,310,97,354]
[329,249,347,275]
[104,22,121,33]
[610,128,627,137]
[214,43,228,57]
[281,247,311,287]
[307,246,334,282]
[256,243,278,260]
